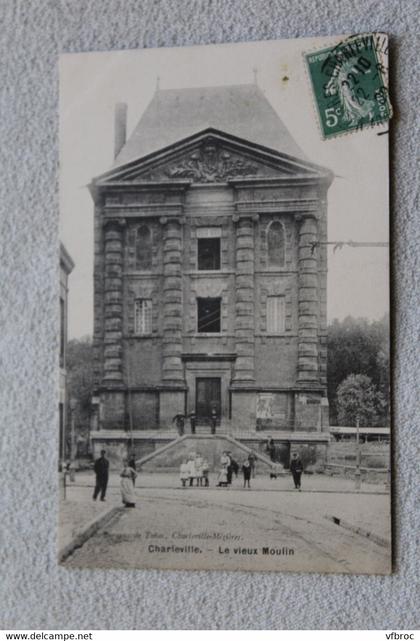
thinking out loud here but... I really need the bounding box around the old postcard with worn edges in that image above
[59,35,391,574]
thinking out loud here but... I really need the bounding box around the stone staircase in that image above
[188,422,225,436]
[136,432,274,472]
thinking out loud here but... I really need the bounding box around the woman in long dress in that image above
[120,458,137,507]
[217,453,230,487]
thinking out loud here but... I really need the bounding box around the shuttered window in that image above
[134,298,152,335]
[266,296,285,333]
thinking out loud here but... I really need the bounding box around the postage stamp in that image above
[305,33,392,139]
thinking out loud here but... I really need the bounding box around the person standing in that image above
[179,459,189,488]
[187,455,196,487]
[201,458,210,487]
[173,413,185,437]
[195,453,204,486]
[93,449,109,501]
[120,458,137,507]
[226,453,238,485]
[290,452,303,490]
[128,452,136,471]
[128,452,137,486]
[266,436,276,462]
[224,452,233,485]
[217,451,230,487]
[248,452,256,478]
[242,459,252,489]
[217,463,228,487]
[189,412,196,435]
[210,408,217,435]
[230,456,239,478]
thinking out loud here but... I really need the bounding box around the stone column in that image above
[297,214,319,383]
[161,217,184,384]
[233,215,256,383]
[102,219,124,385]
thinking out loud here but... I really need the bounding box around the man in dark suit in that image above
[290,452,303,490]
[93,449,109,501]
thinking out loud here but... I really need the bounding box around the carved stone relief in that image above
[143,143,263,183]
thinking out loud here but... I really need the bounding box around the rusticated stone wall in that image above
[102,219,124,385]
[297,214,319,384]
[92,204,104,385]
[161,217,184,384]
[318,191,328,389]
[233,215,256,383]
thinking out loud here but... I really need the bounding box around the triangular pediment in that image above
[93,128,331,187]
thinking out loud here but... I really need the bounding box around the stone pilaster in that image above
[318,192,328,389]
[297,214,319,384]
[102,219,125,385]
[92,203,104,386]
[233,215,256,383]
[161,217,184,384]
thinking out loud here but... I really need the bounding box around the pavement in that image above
[68,470,388,493]
[59,472,391,574]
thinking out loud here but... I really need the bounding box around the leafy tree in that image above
[66,336,95,448]
[327,315,389,425]
[336,374,385,427]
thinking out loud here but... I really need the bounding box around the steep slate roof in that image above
[114,84,307,167]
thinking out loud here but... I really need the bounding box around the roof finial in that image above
[253,67,258,85]
[156,75,160,91]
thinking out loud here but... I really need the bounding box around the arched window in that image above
[135,225,152,270]
[267,221,285,268]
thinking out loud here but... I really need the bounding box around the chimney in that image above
[114,102,127,159]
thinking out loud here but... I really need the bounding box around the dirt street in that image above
[62,476,391,574]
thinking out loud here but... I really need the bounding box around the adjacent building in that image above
[59,243,75,462]
[89,84,333,466]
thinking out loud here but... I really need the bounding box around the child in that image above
[201,458,210,487]
[270,463,283,479]
[179,459,189,488]
[187,455,196,487]
[242,459,252,488]
[195,454,204,486]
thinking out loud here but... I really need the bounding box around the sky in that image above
[59,36,389,339]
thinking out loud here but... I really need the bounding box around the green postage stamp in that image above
[305,33,392,139]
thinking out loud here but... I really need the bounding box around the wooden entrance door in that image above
[196,377,221,424]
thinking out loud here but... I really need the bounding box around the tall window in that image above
[198,238,221,270]
[197,227,221,270]
[135,225,152,270]
[266,296,285,333]
[267,221,285,268]
[197,297,221,333]
[134,298,152,335]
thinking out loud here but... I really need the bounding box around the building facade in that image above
[89,85,333,465]
[59,243,75,462]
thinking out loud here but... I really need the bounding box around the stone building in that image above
[89,84,333,466]
[59,242,75,461]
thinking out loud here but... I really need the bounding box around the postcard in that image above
[59,34,391,573]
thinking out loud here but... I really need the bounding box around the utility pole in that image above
[355,416,361,491]
[69,398,78,481]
